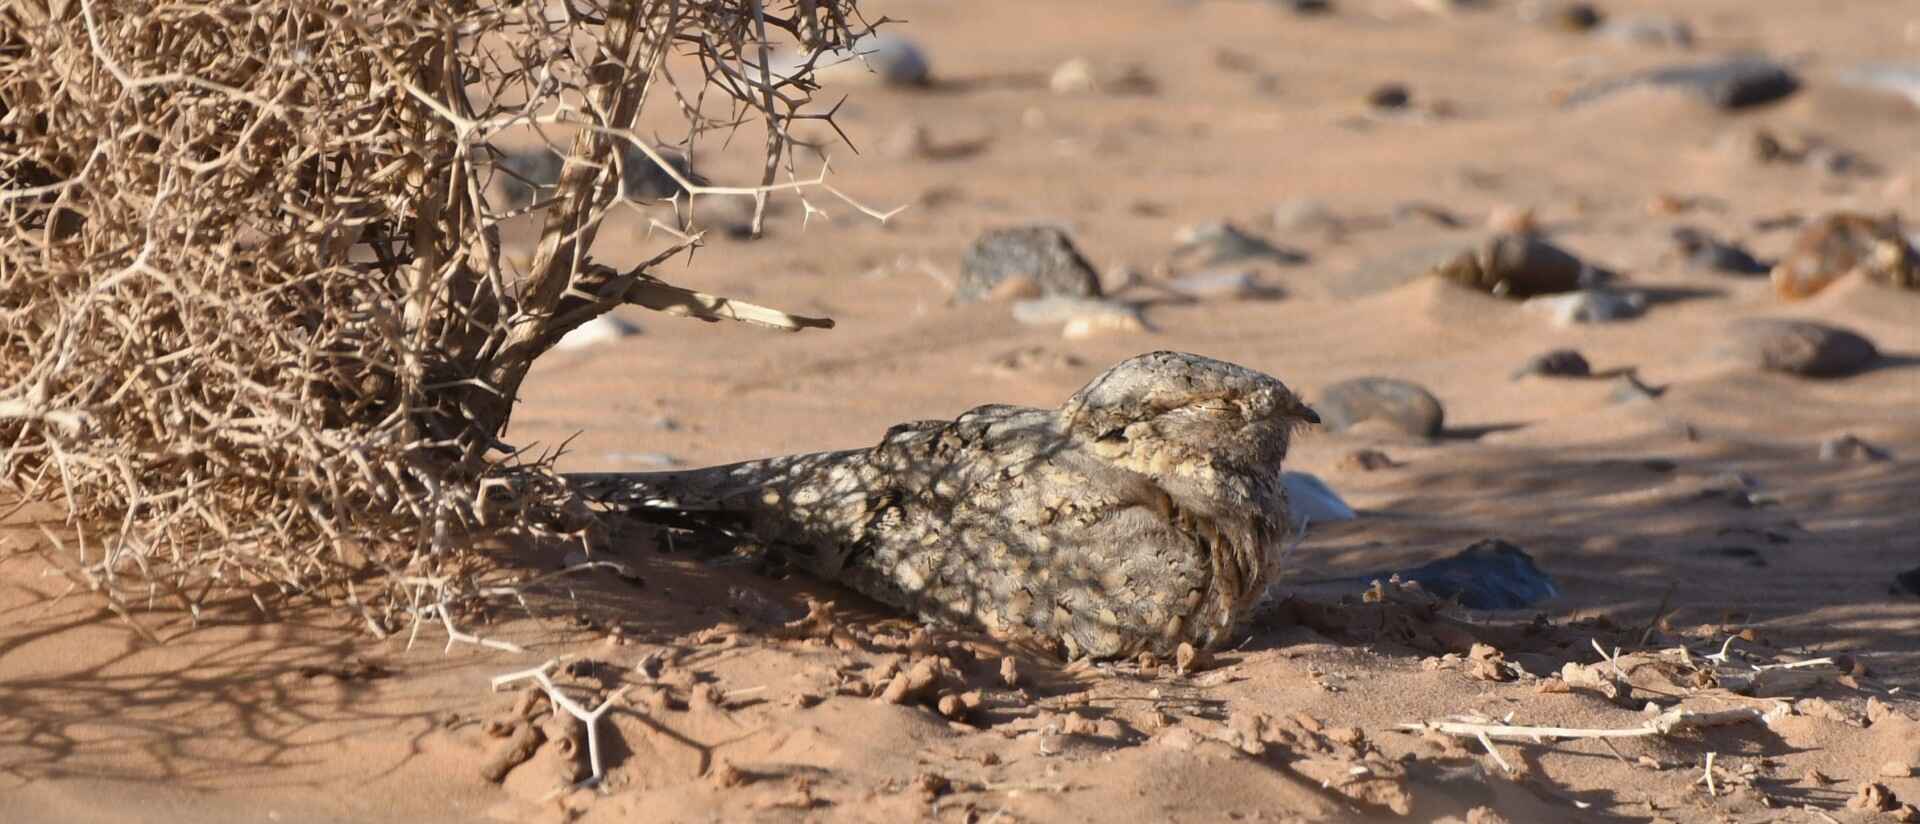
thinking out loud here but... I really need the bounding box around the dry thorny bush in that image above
[0,0,889,637]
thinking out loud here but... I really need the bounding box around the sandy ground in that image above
[5,0,1920,821]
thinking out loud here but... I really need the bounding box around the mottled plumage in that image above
[579,351,1319,659]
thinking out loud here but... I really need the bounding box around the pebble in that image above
[1174,222,1308,266]
[493,146,563,208]
[1341,449,1398,471]
[1272,198,1341,232]
[1366,83,1412,110]
[553,314,642,350]
[1379,539,1559,610]
[1280,472,1358,524]
[1525,288,1647,325]
[1565,57,1798,110]
[1010,296,1147,339]
[1819,434,1891,462]
[1276,0,1334,14]
[1518,2,1603,32]
[1595,15,1694,49]
[1607,373,1663,403]
[1671,226,1769,275]
[957,225,1104,303]
[1429,233,1609,298]
[619,146,700,200]
[1645,57,1799,109]
[1771,213,1920,299]
[807,32,932,87]
[1317,378,1445,438]
[1048,58,1155,96]
[1715,318,1881,377]
[1839,63,1920,109]
[1165,269,1282,300]
[1511,349,1592,380]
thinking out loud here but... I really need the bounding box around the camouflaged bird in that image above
[579,351,1320,659]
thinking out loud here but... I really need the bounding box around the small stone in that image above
[1648,57,1799,109]
[1511,349,1592,380]
[619,146,700,201]
[1011,297,1148,339]
[1884,762,1914,778]
[1367,83,1412,110]
[1595,15,1694,49]
[1393,201,1465,228]
[1281,471,1357,523]
[1340,448,1398,471]
[1607,374,1663,404]
[1820,434,1891,462]
[1840,63,1920,110]
[1275,0,1334,13]
[1896,566,1920,597]
[1851,782,1900,814]
[1525,288,1646,325]
[1049,57,1097,95]
[1317,377,1445,437]
[1519,1,1603,32]
[999,656,1020,688]
[1272,198,1341,232]
[1174,642,1211,675]
[1165,269,1281,300]
[1715,318,1880,378]
[1771,212,1920,299]
[957,225,1104,303]
[1429,233,1608,298]
[1173,222,1308,266]
[806,32,931,87]
[1671,226,1769,275]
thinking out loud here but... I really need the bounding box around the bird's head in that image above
[1058,351,1319,487]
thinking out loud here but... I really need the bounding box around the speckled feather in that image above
[583,351,1319,659]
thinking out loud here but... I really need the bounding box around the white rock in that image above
[1282,472,1357,523]
[1049,57,1098,95]
[1524,288,1646,326]
[553,314,642,350]
[782,32,931,88]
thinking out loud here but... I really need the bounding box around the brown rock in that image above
[1772,212,1920,299]
[1318,377,1445,437]
[1715,318,1880,377]
[1429,233,1603,298]
[957,225,1104,303]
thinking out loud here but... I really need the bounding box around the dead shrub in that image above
[0,0,881,632]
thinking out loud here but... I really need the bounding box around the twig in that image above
[1402,707,1765,742]
[1476,731,1514,773]
[491,659,627,791]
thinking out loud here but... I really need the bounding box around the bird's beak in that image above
[1299,404,1321,425]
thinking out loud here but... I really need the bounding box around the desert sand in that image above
[5,0,1920,821]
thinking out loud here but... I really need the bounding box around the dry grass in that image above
[0,0,877,631]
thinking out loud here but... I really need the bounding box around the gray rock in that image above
[1607,373,1663,403]
[1595,15,1694,49]
[957,226,1104,303]
[1671,226,1769,275]
[1166,269,1283,300]
[494,147,563,208]
[619,146,701,200]
[1525,288,1646,325]
[1818,434,1890,462]
[1430,233,1612,298]
[492,144,699,207]
[1839,64,1920,109]
[1715,319,1880,377]
[1566,57,1799,110]
[1646,57,1799,109]
[1511,349,1591,380]
[1174,222,1308,266]
[1272,198,1340,232]
[1317,377,1445,437]
[808,32,932,87]
[1281,472,1356,524]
